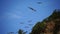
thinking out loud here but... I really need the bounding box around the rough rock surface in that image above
[30,9,60,34]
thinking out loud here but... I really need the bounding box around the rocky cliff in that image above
[30,9,60,34]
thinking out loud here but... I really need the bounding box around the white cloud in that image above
[10,14,21,19]
[2,13,22,19]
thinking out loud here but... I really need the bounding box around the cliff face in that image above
[30,9,60,34]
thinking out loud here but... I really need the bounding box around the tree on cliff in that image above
[30,9,60,34]
[18,29,27,34]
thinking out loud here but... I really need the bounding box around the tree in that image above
[30,9,60,34]
[18,29,27,34]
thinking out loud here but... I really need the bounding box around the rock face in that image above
[30,9,60,34]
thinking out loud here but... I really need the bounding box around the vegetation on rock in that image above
[30,9,60,34]
[18,9,60,34]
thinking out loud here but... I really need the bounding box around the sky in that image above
[0,0,60,34]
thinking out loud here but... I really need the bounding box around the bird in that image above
[24,26,29,28]
[28,20,32,22]
[28,24,33,26]
[37,2,42,4]
[28,7,36,11]
[7,32,14,34]
[20,22,24,24]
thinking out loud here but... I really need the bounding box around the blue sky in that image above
[0,0,60,34]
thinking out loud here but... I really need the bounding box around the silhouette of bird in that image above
[37,2,42,4]
[24,26,29,28]
[20,22,24,24]
[28,24,33,26]
[28,7,36,11]
[8,32,14,34]
[28,20,32,22]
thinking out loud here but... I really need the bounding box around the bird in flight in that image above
[28,20,32,22]
[28,24,33,26]
[37,2,42,4]
[20,22,24,24]
[7,32,14,34]
[24,26,29,28]
[28,7,36,11]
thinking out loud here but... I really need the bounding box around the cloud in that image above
[1,13,22,19]
[10,13,21,19]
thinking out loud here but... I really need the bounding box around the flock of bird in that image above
[20,2,42,28]
[19,2,42,28]
[7,2,42,34]
[20,20,33,28]
[28,2,42,12]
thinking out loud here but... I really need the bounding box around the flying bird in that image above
[28,20,32,22]
[20,22,24,24]
[28,7,36,11]
[28,24,33,26]
[24,26,29,28]
[37,2,42,4]
[7,32,14,34]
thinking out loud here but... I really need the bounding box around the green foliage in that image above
[30,22,46,34]
[18,29,23,34]
[33,22,46,30]
[48,10,60,20]
[18,29,27,34]
[39,22,45,28]
[30,9,60,34]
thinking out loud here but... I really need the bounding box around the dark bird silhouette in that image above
[28,24,33,26]
[28,20,32,22]
[28,7,36,11]
[8,32,14,34]
[20,22,24,24]
[24,26,29,28]
[37,2,42,4]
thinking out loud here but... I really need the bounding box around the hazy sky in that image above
[0,0,60,34]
